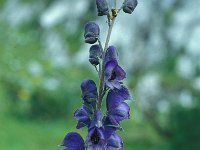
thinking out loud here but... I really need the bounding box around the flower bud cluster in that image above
[61,0,138,149]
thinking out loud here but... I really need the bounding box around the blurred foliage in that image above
[0,0,97,119]
[167,105,200,150]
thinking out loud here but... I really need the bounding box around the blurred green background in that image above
[0,0,200,149]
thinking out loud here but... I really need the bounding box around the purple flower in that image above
[104,46,126,90]
[60,132,85,150]
[86,126,106,149]
[96,0,109,16]
[86,126,123,150]
[86,110,123,149]
[89,44,101,66]
[123,0,138,14]
[104,60,126,90]
[84,21,100,44]
[86,110,106,149]
[105,86,131,126]
[81,79,98,104]
[74,105,93,129]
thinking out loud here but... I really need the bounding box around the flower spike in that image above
[61,0,138,149]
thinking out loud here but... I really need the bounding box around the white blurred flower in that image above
[28,61,43,75]
[193,77,200,90]
[40,0,88,28]
[136,73,161,109]
[43,78,60,91]
[179,90,193,108]
[176,55,195,79]
[157,100,170,113]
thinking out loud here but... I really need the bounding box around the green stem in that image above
[97,17,116,109]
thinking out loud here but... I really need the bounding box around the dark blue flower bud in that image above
[81,79,98,103]
[84,21,100,44]
[89,44,101,66]
[96,0,109,16]
[123,0,138,14]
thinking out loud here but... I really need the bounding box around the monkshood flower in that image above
[105,86,131,126]
[104,46,126,90]
[86,110,123,149]
[104,60,126,90]
[87,126,123,150]
[86,109,106,149]
[96,0,109,16]
[123,0,138,14]
[89,44,101,66]
[84,22,100,44]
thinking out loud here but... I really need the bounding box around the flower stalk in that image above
[60,0,138,149]
[98,16,116,109]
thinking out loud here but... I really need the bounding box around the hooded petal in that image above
[106,86,130,111]
[74,105,92,129]
[105,60,118,79]
[60,132,84,150]
[106,132,123,150]
[105,46,118,64]
[81,79,98,103]
[107,102,130,125]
